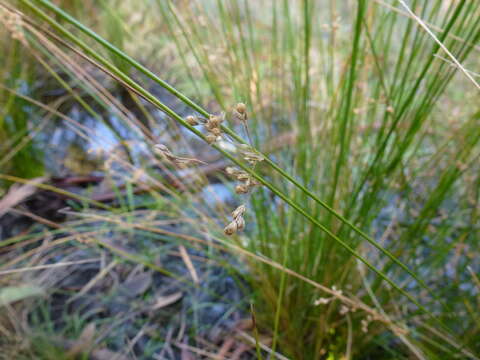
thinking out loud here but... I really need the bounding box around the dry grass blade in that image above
[236,330,289,360]
[152,292,183,311]
[397,0,480,90]
[173,341,225,360]
[375,0,480,52]
[216,337,236,358]
[467,266,480,292]
[67,259,118,304]
[0,177,46,217]
[0,258,100,275]
[178,245,200,284]
[91,348,129,360]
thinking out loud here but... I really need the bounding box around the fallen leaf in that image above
[0,177,46,217]
[121,272,152,298]
[67,323,96,357]
[0,284,44,306]
[152,292,183,310]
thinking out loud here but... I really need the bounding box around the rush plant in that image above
[2,0,480,358]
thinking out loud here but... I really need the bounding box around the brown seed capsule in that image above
[235,184,249,194]
[235,216,245,231]
[205,134,218,144]
[186,115,199,126]
[250,178,261,186]
[236,103,247,114]
[232,204,246,219]
[205,120,216,130]
[209,114,223,127]
[209,127,222,136]
[224,221,238,235]
[236,173,250,182]
[225,167,237,175]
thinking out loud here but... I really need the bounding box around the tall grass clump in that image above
[2,0,480,358]
[155,1,480,357]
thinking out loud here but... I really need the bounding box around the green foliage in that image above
[0,284,44,306]
[0,39,44,181]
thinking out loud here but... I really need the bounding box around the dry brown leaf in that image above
[122,272,152,298]
[152,291,183,310]
[0,177,46,217]
[236,318,253,331]
[67,322,96,357]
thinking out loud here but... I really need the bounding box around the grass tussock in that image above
[1,0,480,359]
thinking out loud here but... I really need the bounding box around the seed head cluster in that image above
[226,166,261,195]
[183,113,225,145]
[224,204,246,235]
[186,103,262,236]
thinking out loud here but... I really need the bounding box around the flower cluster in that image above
[185,103,261,236]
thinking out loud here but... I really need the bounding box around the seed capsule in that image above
[234,172,249,182]
[236,103,246,114]
[232,204,246,219]
[186,115,199,126]
[224,221,238,235]
[209,114,224,127]
[209,127,222,136]
[235,216,245,231]
[235,184,249,194]
[205,134,217,144]
[225,167,237,175]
